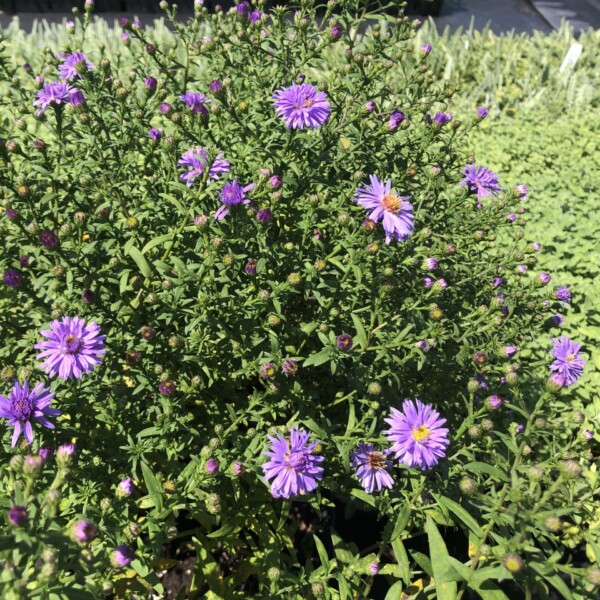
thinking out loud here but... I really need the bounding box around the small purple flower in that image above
[388,110,406,131]
[149,128,162,142]
[8,506,27,527]
[245,259,257,276]
[73,520,97,543]
[476,106,489,119]
[531,242,541,252]
[268,175,283,190]
[159,102,172,115]
[33,81,76,115]
[583,429,593,440]
[248,10,263,23]
[507,213,516,222]
[179,147,230,187]
[459,164,502,201]
[330,24,344,40]
[19,255,30,268]
[257,207,273,223]
[473,351,488,366]
[514,184,528,200]
[69,89,86,107]
[56,443,76,466]
[282,359,299,376]
[260,363,276,378]
[383,399,450,470]
[39,446,53,461]
[423,258,438,270]
[215,179,256,221]
[492,277,503,288]
[141,327,155,341]
[336,334,353,351]
[0,381,60,447]
[350,442,394,493]
[112,545,135,568]
[5,208,17,221]
[272,83,330,130]
[434,278,448,291]
[35,316,106,380]
[180,91,211,115]
[423,277,434,288]
[550,336,585,387]
[117,477,136,497]
[58,52,94,79]
[354,175,414,244]
[555,286,571,303]
[432,112,452,126]
[369,562,380,575]
[232,461,245,476]
[261,427,324,498]
[144,76,157,91]
[209,79,223,95]
[517,265,527,274]
[420,43,432,55]
[503,345,518,358]
[550,314,564,327]
[125,350,141,365]
[516,424,525,434]
[118,16,129,28]
[194,214,208,227]
[159,380,176,395]
[3,269,22,288]
[416,340,430,352]
[486,395,503,410]
[205,458,220,475]
[236,1,250,15]
[538,272,551,285]
[39,229,59,249]
[82,289,95,304]
[364,100,376,112]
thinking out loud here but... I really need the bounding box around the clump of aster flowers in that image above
[35,316,106,380]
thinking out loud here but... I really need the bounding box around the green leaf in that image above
[127,246,153,278]
[313,534,330,571]
[463,461,509,482]
[142,234,174,255]
[426,515,458,599]
[303,349,332,367]
[391,537,411,585]
[140,462,163,511]
[384,581,405,600]
[435,495,483,537]
[351,313,368,350]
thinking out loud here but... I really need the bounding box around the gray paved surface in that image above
[0,0,598,33]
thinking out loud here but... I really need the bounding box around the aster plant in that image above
[0,1,596,599]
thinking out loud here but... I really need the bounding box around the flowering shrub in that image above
[0,1,598,598]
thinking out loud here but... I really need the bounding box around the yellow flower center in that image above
[381,193,402,214]
[412,425,431,442]
[366,452,386,470]
[566,354,575,362]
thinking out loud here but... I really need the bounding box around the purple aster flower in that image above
[434,278,448,291]
[516,424,525,434]
[531,242,541,252]
[56,443,76,466]
[159,380,176,395]
[514,184,528,200]
[0,381,60,447]
[492,277,503,288]
[231,461,245,476]
[257,207,273,223]
[141,327,155,341]
[388,110,406,131]
[268,175,283,190]
[423,277,434,288]
[555,286,571,303]
[35,316,106,380]
[215,179,256,221]
[416,340,431,352]
[330,24,343,40]
[159,102,172,115]
[432,111,452,126]
[205,458,220,475]
[507,213,516,222]
[282,359,299,376]
[476,106,489,119]
[8,506,27,527]
[272,83,330,130]
[583,429,593,440]
[261,427,325,498]
[486,394,503,410]
[503,345,518,357]
[236,1,250,15]
[369,562,380,575]
[73,520,97,543]
[459,164,502,200]
[69,89,85,107]
[420,43,432,55]
[39,229,59,249]
[39,446,53,461]
[148,128,162,142]
[354,175,414,244]
[365,100,376,112]
[179,147,230,187]
[117,477,136,497]
[248,10,263,23]
[538,272,551,285]
[180,91,211,115]
[3,269,22,288]
[473,351,488,366]
[383,399,449,469]
[125,350,141,365]
[350,442,394,493]
[550,314,564,326]
[33,81,76,115]
[112,545,135,569]
[550,336,585,387]
[336,334,353,351]
[517,265,527,274]
[209,79,223,95]
[422,258,438,270]
[58,52,94,79]
[5,208,17,221]
[121,32,130,43]
[260,363,276,378]
[144,76,157,91]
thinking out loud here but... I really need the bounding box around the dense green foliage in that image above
[0,2,598,599]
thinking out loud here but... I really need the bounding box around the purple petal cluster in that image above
[350,442,394,493]
[550,336,585,387]
[459,164,502,200]
[35,316,106,380]
[262,427,324,498]
[354,175,414,244]
[180,91,211,115]
[178,147,230,187]
[272,83,330,130]
[383,399,449,469]
[0,381,60,447]
[58,52,94,79]
[33,82,78,115]
[215,179,256,221]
